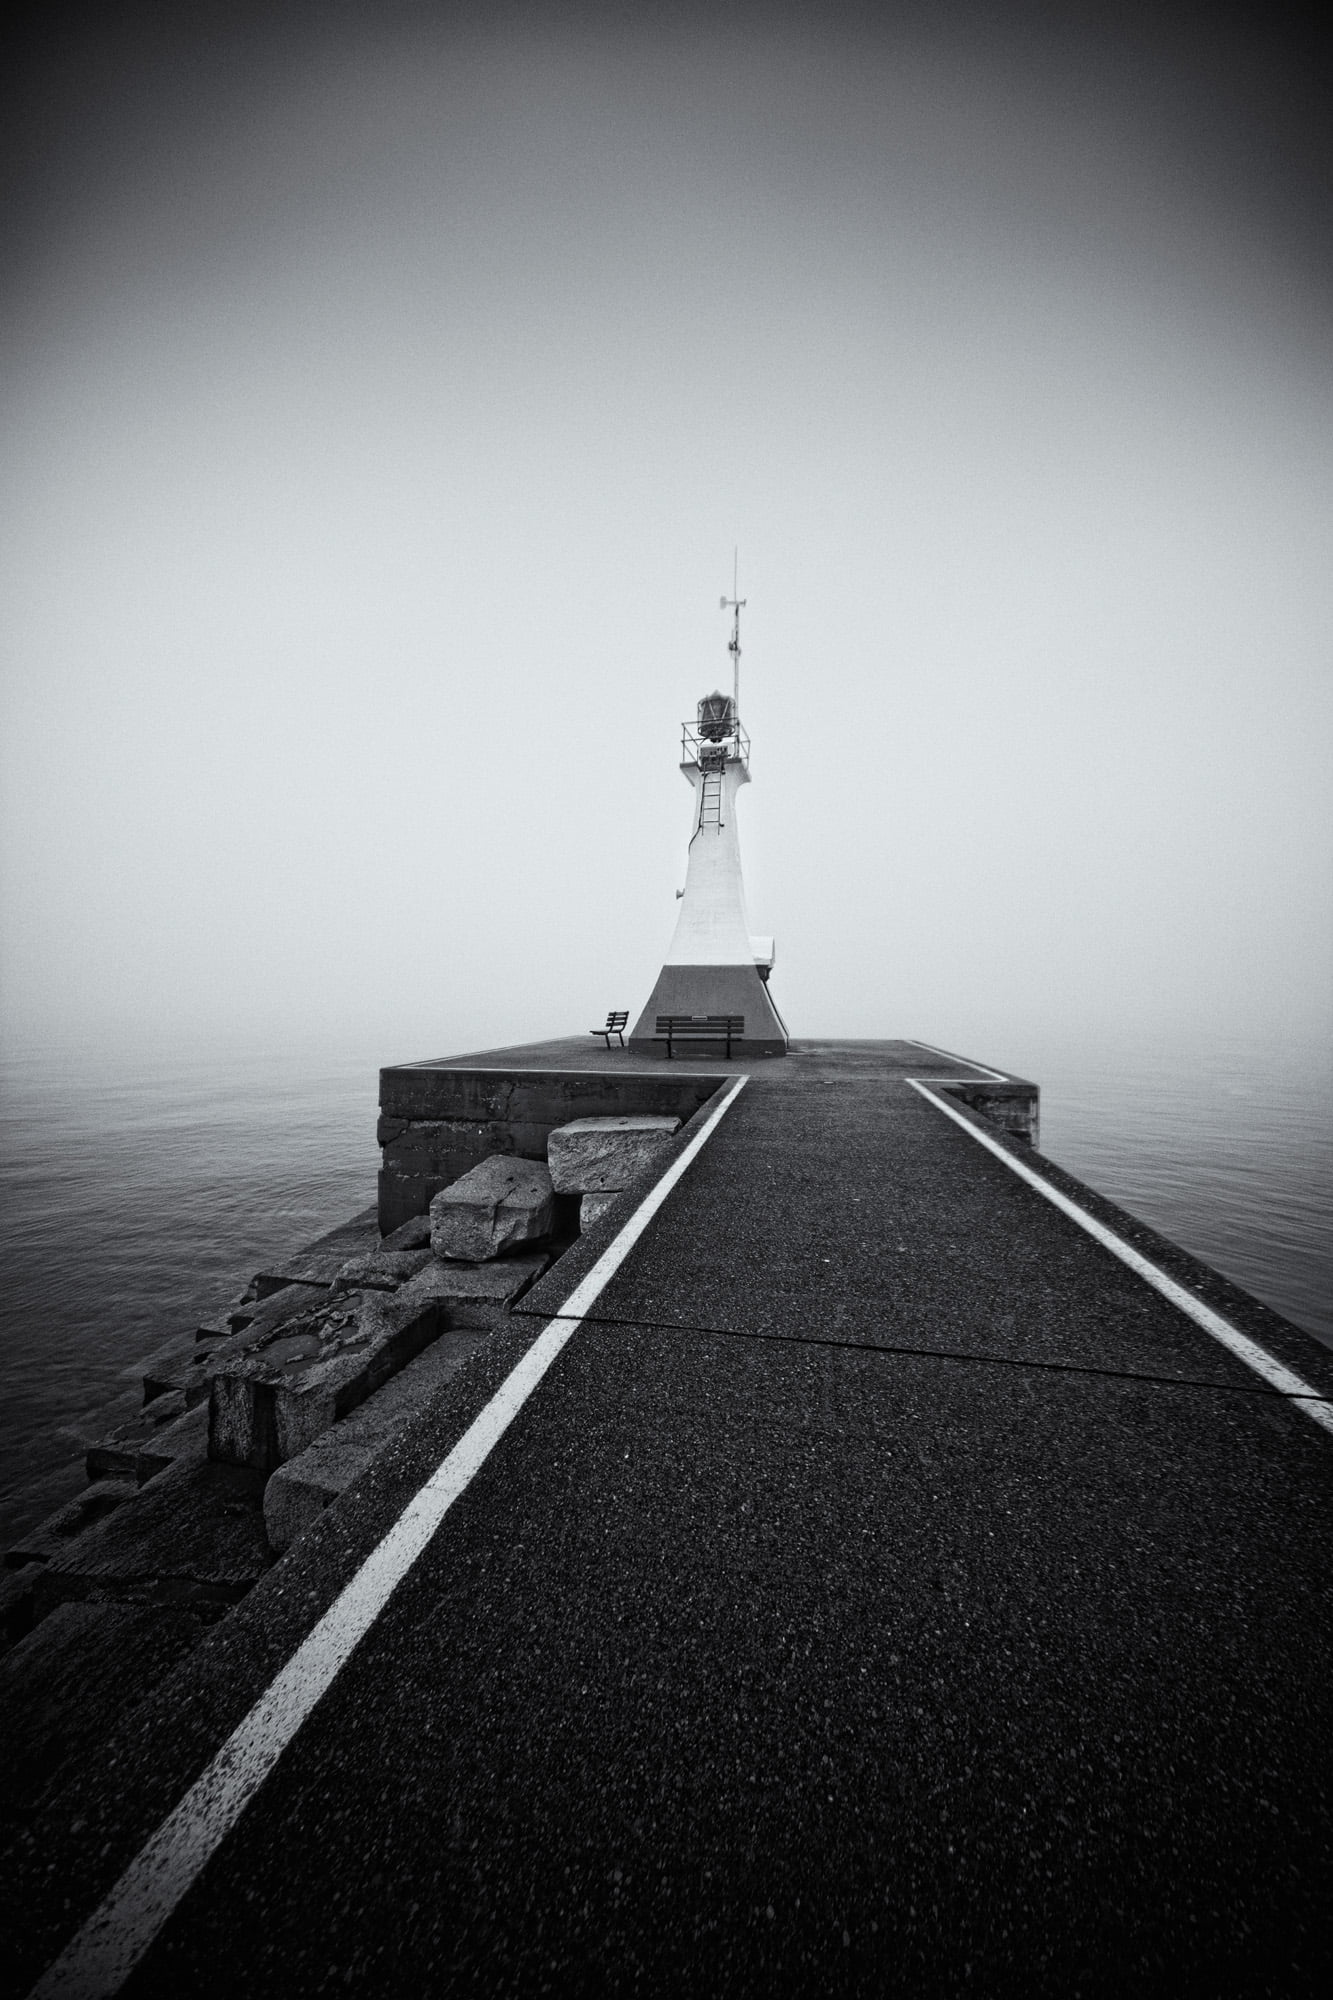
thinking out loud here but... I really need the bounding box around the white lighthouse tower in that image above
[629,587,788,1057]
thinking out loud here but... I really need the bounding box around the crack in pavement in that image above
[510,1303,1333,1404]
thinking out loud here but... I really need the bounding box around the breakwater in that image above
[5,1038,1332,1997]
[0,1040,1032,1850]
[5,1025,1326,1552]
[1,1047,753,1845]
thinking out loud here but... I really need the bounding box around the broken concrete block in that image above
[580,1190,624,1230]
[78,1383,143,1439]
[41,1456,270,1604]
[249,1205,381,1295]
[331,1247,432,1293]
[125,1288,346,1468]
[206,1266,450,1473]
[136,1330,229,1407]
[139,1335,204,1405]
[128,1301,307,1422]
[223,1280,329,1335]
[263,1328,491,1551]
[218,1279,342,1351]
[85,1392,194,1481]
[5,1482,137,1569]
[133,1400,210,1484]
[409,1250,549,1328]
[247,1276,293,1304]
[196,1295,263,1340]
[429,1156,555,1262]
[547,1115,680,1193]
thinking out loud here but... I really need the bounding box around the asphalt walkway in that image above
[13,1041,1333,1996]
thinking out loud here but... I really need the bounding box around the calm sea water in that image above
[1,1027,1329,1544]
[0,1037,382,1544]
[1010,1027,1332,1351]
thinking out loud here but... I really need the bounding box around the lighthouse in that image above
[629,589,788,1057]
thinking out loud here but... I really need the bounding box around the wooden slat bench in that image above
[590,1010,629,1049]
[653,1014,744,1059]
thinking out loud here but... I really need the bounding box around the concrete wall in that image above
[378,1065,723,1233]
[940,1079,1040,1148]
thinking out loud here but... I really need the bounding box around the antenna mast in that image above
[720,549,746,720]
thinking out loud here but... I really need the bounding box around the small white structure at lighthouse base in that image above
[630,685,787,1058]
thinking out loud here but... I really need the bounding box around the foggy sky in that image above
[2,2,1330,1064]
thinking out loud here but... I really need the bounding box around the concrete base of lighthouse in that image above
[629,963,788,1058]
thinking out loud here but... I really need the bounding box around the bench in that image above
[590,1010,629,1049]
[653,1014,744,1059]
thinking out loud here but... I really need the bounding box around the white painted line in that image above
[908,1078,1333,1438]
[908,1039,1011,1081]
[31,1076,750,2000]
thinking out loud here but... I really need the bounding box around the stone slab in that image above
[134,1400,210,1484]
[41,1456,270,1603]
[102,1296,336,1468]
[580,1191,624,1230]
[547,1115,680,1193]
[4,1481,137,1569]
[196,1299,257,1339]
[380,1168,584,1238]
[77,1383,143,1440]
[250,1204,381,1295]
[410,1251,550,1329]
[220,1279,338,1346]
[332,1247,433,1293]
[429,1156,555,1262]
[85,1392,193,1480]
[107,1304,315,1454]
[206,1267,451,1473]
[191,1282,330,1342]
[263,1328,491,1552]
[136,1331,228,1406]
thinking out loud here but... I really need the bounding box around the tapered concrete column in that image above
[630,690,787,1057]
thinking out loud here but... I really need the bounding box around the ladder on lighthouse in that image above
[697,764,724,834]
